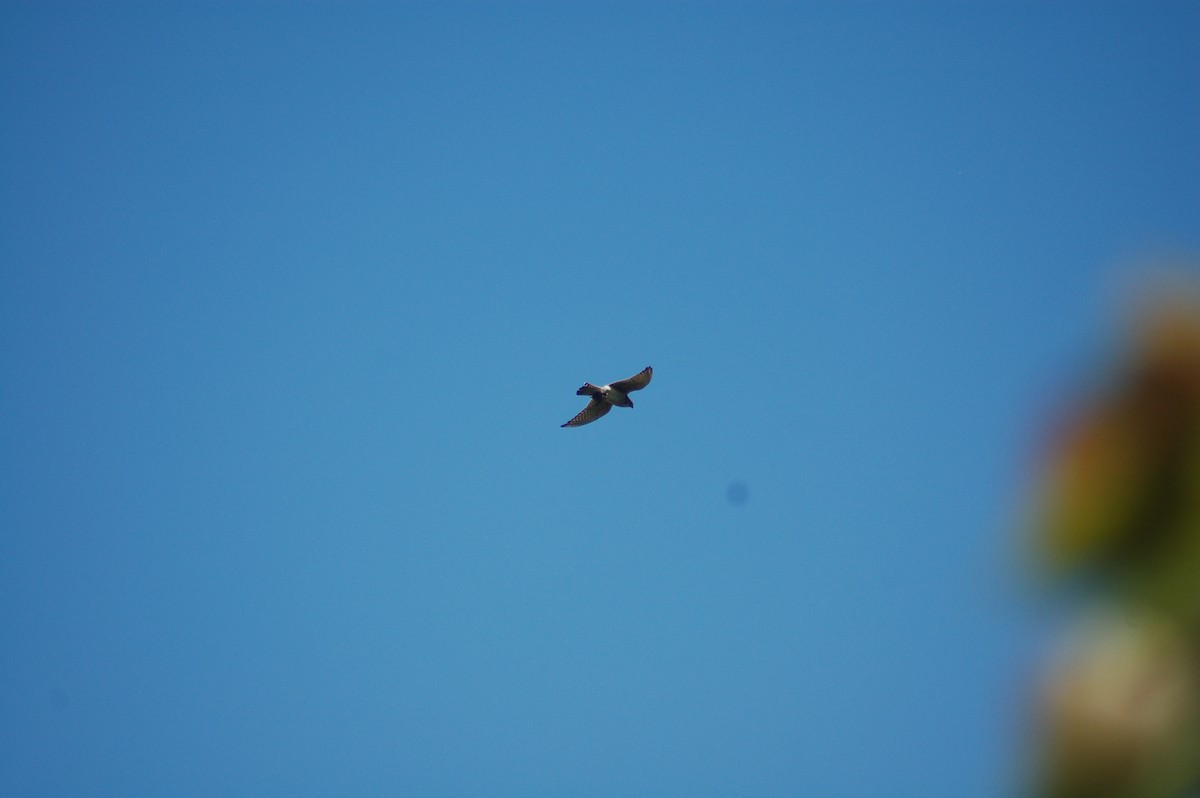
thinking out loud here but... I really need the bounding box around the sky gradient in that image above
[2,3,1198,796]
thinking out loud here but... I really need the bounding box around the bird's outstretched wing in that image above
[610,366,653,394]
[561,397,612,428]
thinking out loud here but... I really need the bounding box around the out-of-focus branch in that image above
[1025,275,1200,798]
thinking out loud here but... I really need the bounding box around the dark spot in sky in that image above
[726,481,749,506]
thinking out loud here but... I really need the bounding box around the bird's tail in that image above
[576,383,601,397]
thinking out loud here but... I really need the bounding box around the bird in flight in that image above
[561,366,653,427]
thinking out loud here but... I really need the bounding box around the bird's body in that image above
[561,366,653,427]
[578,383,632,407]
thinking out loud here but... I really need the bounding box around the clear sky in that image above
[1,3,1197,796]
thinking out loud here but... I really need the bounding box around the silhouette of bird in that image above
[561,366,653,427]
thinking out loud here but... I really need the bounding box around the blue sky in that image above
[2,3,1197,796]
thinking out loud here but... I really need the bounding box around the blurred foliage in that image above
[1027,278,1200,798]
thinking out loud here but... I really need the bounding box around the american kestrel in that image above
[561,366,653,428]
